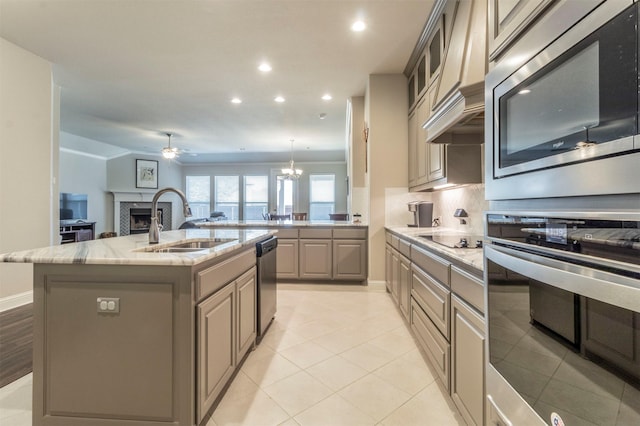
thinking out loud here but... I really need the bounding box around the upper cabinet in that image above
[406,0,485,191]
[426,0,486,142]
[487,0,554,62]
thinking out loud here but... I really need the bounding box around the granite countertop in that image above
[386,226,484,272]
[192,219,367,228]
[0,228,275,266]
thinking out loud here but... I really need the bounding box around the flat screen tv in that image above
[60,193,88,222]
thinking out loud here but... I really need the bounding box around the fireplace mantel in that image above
[111,191,158,203]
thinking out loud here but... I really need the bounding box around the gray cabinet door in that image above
[488,0,553,61]
[276,238,299,279]
[333,239,367,281]
[451,295,485,426]
[398,253,411,321]
[385,245,393,293]
[299,239,332,279]
[236,267,257,362]
[197,283,235,423]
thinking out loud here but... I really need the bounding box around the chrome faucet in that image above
[149,187,192,244]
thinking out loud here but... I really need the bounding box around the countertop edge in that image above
[385,226,484,274]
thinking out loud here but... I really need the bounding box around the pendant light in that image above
[282,139,303,179]
[162,133,178,159]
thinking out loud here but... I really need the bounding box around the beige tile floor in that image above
[0,283,465,426]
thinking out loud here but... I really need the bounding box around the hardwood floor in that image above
[0,304,33,388]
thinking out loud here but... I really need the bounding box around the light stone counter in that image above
[0,228,274,266]
[385,226,484,272]
[192,219,367,228]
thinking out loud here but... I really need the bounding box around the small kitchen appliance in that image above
[407,201,433,227]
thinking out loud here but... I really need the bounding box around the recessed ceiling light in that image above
[319,113,327,119]
[258,62,272,72]
[231,97,242,104]
[322,94,332,101]
[274,96,285,103]
[351,20,366,32]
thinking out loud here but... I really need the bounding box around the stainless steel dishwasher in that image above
[256,236,277,341]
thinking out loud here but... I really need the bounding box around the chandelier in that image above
[281,139,303,179]
[161,133,178,159]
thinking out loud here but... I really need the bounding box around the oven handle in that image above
[485,244,640,313]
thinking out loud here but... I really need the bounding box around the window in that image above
[276,176,294,216]
[214,176,239,220]
[244,175,268,220]
[309,174,335,220]
[186,176,211,218]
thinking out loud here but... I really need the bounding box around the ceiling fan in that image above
[161,133,180,159]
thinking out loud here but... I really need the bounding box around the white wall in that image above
[0,38,56,307]
[59,137,110,234]
[348,97,368,222]
[366,74,409,282]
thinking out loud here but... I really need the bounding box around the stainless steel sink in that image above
[152,247,209,253]
[136,238,238,253]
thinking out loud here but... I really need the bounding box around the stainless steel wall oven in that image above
[485,1,640,200]
[485,211,640,426]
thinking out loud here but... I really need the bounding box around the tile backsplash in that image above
[387,184,488,235]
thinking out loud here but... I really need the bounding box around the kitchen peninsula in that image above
[193,220,369,283]
[0,228,275,426]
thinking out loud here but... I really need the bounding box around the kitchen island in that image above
[0,228,275,426]
[191,220,369,283]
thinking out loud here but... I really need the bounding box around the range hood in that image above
[425,0,487,143]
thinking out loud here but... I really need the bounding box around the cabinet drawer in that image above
[333,228,367,239]
[398,239,411,258]
[390,234,400,250]
[196,249,256,301]
[299,228,332,239]
[451,266,484,314]
[411,264,450,339]
[411,245,450,285]
[411,299,450,391]
[276,228,298,239]
[386,232,393,245]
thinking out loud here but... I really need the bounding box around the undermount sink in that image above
[136,238,238,253]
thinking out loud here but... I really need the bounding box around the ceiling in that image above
[0,0,434,164]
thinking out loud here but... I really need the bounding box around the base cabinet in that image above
[274,227,368,282]
[276,239,299,279]
[333,239,367,281]
[299,239,332,279]
[398,253,411,321]
[386,230,486,422]
[197,283,236,421]
[451,295,485,425]
[236,268,257,362]
[197,266,257,423]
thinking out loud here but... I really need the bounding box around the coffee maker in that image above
[408,201,433,227]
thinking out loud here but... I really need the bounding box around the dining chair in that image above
[270,214,291,220]
[329,213,349,221]
[292,212,307,220]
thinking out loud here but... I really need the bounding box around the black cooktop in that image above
[420,234,484,249]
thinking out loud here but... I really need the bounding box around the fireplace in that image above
[118,201,172,236]
[129,208,164,234]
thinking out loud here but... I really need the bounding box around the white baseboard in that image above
[0,290,33,312]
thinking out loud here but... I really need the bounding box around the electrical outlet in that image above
[97,297,120,313]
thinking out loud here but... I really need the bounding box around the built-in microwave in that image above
[485,1,640,200]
